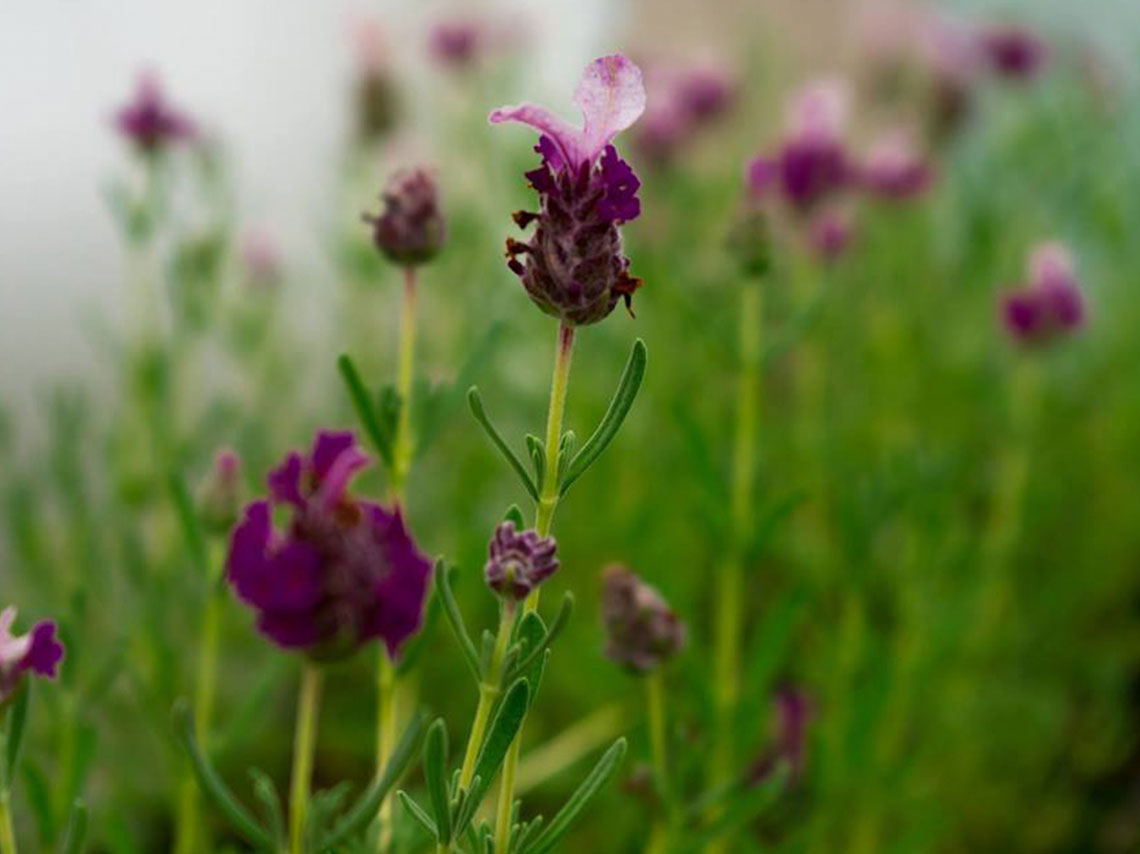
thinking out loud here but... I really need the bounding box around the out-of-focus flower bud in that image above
[601,564,686,674]
[199,449,243,536]
[364,168,447,267]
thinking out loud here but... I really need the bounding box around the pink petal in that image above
[575,55,646,161]
[787,77,851,142]
[488,102,584,166]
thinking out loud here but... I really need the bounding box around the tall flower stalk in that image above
[289,665,323,854]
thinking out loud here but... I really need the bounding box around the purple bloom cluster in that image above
[491,55,647,326]
[364,168,447,267]
[635,60,736,165]
[600,565,686,674]
[227,431,431,661]
[1001,243,1085,346]
[484,521,560,601]
[981,25,1049,80]
[860,130,934,200]
[0,607,64,707]
[749,687,814,785]
[114,73,196,153]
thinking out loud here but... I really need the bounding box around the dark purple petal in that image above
[262,540,324,613]
[267,453,304,507]
[596,146,642,223]
[1002,290,1044,341]
[310,431,357,480]
[20,622,64,678]
[227,501,274,605]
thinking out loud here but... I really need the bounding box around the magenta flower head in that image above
[491,54,647,325]
[429,19,481,69]
[601,564,686,674]
[860,129,934,200]
[806,207,855,263]
[364,168,447,268]
[484,521,559,602]
[114,73,196,154]
[0,607,64,707]
[749,686,815,785]
[226,431,432,661]
[635,60,735,165]
[1001,242,1085,346]
[981,25,1049,80]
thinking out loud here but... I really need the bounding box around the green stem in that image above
[175,578,224,854]
[707,281,761,853]
[375,654,397,853]
[646,670,671,854]
[493,322,576,854]
[0,711,16,854]
[459,603,515,790]
[289,665,323,854]
[390,266,419,500]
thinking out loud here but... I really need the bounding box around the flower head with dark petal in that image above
[1000,242,1085,346]
[601,564,686,674]
[364,168,447,267]
[227,431,432,661]
[491,55,647,325]
[635,60,735,165]
[484,521,559,601]
[982,25,1049,80]
[0,607,64,707]
[114,73,196,154]
[860,129,934,200]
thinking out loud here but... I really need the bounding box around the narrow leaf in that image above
[522,739,627,854]
[248,769,286,846]
[560,339,647,496]
[60,800,88,854]
[5,684,29,783]
[504,594,574,687]
[503,504,526,528]
[467,388,539,501]
[435,561,482,681]
[424,720,453,843]
[397,790,438,838]
[172,699,273,849]
[168,471,207,575]
[337,354,394,468]
[525,434,545,487]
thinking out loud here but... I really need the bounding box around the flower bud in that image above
[0,607,64,708]
[1000,242,1085,347]
[601,564,686,674]
[364,168,447,267]
[484,521,560,601]
[199,448,243,535]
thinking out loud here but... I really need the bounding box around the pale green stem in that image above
[390,266,419,500]
[0,712,16,854]
[376,654,397,853]
[707,281,761,854]
[646,670,671,854]
[175,576,224,854]
[458,603,515,790]
[493,322,575,854]
[289,666,323,854]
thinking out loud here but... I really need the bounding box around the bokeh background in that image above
[4,1,1140,852]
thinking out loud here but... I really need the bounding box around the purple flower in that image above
[114,73,196,153]
[491,55,647,325]
[635,60,735,165]
[227,431,432,660]
[807,208,854,263]
[749,79,854,213]
[429,20,481,68]
[749,687,815,785]
[1000,242,1085,346]
[601,565,686,674]
[0,607,64,707]
[860,129,934,200]
[484,521,559,601]
[364,168,447,267]
[981,25,1049,80]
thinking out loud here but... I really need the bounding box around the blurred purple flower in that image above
[601,564,686,674]
[749,78,854,212]
[981,25,1049,80]
[491,55,646,325]
[635,60,735,165]
[199,448,243,535]
[484,521,559,601]
[860,129,934,200]
[1001,242,1085,346]
[749,686,815,785]
[364,167,447,267]
[807,208,855,263]
[0,607,64,707]
[114,73,196,154]
[227,431,431,661]
[429,19,481,68]
[242,230,284,291]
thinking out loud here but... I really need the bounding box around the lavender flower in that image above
[860,129,934,200]
[749,686,815,785]
[749,79,854,213]
[429,19,481,69]
[364,168,447,267]
[601,565,686,674]
[1001,242,1085,346]
[981,25,1049,80]
[0,607,64,707]
[227,431,431,660]
[114,73,196,153]
[635,60,735,165]
[490,54,647,325]
[807,208,855,263]
[484,521,559,601]
[199,448,243,535]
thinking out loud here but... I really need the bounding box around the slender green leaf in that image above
[503,504,525,528]
[521,739,627,854]
[168,471,207,575]
[424,720,453,843]
[397,790,438,838]
[60,800,87,854]
[5,684,29,783]
[525,434,545,487]
[560,339,647,496]
[467,388,539,501]
[504,594,574,687]
[248,769,286,846]
[172,699,273,850]
[337,354,394,468]
[435,561,482,681]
